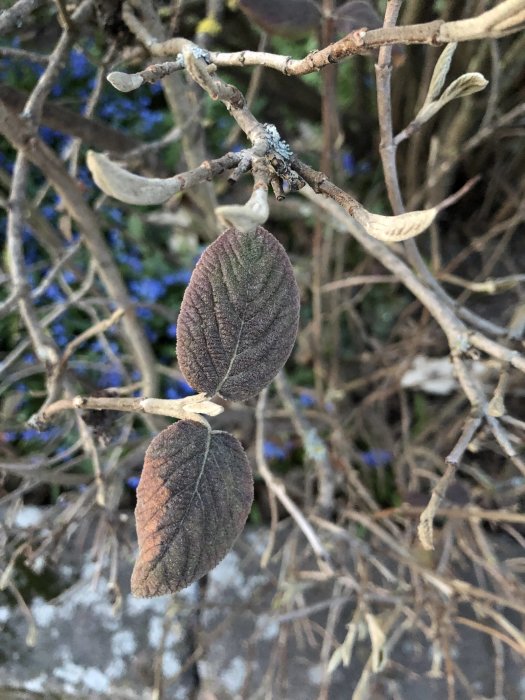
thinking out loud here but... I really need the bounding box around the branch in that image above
[0,86,139,154]
[300,184,525,375]
[418,414,483,551]
[34,393,223,427]
[0,0,46,34]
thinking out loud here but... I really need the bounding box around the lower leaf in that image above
[131,420,253,597]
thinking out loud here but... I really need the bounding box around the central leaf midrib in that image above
[213,250,251,395]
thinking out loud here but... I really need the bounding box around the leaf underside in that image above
[131,420,253,597]
[177,226,300,401]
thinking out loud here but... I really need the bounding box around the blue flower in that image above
[126,476,140,490]
[358,449,392,469]
[177,379,196,397]
[298,392,315,408]
[129,278,166,302]
[62,270,77,284]
[107,208,123,223]
[165,385,183,399]
[77,166,93,187]
[43,283,66,302]
[136,307,153,320]
[108,229,123,248]
[118,252,143,272]
[163,270,192,286]
[166,323,177,339]
[41,204,56,221]
[263,440,288,461]
[98,369,123,388]
[51,83,63,98]
[70,50,91,79]
[51,322,68,347]
[0,151,13,174]
[341,151,356,176]
[39,126,64,146]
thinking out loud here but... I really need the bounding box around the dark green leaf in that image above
[131,420,253,597]
[177,226,300,401]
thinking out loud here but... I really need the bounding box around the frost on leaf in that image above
[177,226,300,401]
[131,420,253,597]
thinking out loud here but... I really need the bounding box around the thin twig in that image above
[255,388,334,571]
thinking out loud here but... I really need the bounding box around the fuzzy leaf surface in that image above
[177,226,300,401]
[131,420,253,597]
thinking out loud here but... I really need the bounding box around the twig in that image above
[255,388,334,571]
[418,415,482,551]
[274,371,335,518]
[6,154,62,405]
[60,307,125,365]
[0,0,46,34]
[34,392,223,427]
[22,0,93,122]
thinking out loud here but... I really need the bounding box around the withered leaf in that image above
[177,226,300,401]
[131,420,253,597]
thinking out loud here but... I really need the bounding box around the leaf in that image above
[107,71,144,93]
[215,187,269,232]
[438,72,488,103]
[86,151,183,205]
[425,42,457,104]
[335,0,382,33]
[177,226,300,401]
[131,420,253,597]
[416,72,488,126]
[353,207,438,242]
[365,613,387,672]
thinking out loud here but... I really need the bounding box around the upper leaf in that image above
[131,420,253,597]
[177,226,300,401]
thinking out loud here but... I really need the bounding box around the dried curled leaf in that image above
[417,72,488,125]
[86,151,182,205]
[131,420,253,597]
[438,72,488,103]
[177,226,300,401]
[215,187,269,232]
[353,207,438,242]
[107,71,144,93]
[425,42,457,104]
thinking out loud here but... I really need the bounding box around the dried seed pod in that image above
[177,226,300,401]
[131,420,253,597]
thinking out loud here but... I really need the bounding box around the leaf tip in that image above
[107,71,144,92]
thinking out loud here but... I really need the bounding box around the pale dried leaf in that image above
[425,42,457,103]
[354,207,438,242]
[215,187,269,232]
[365,613,387,672]
[438,72,489,104]
[327,621,359,674]
[107,71,144,92]
[86,151,182,205]
[416,72,488,127]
